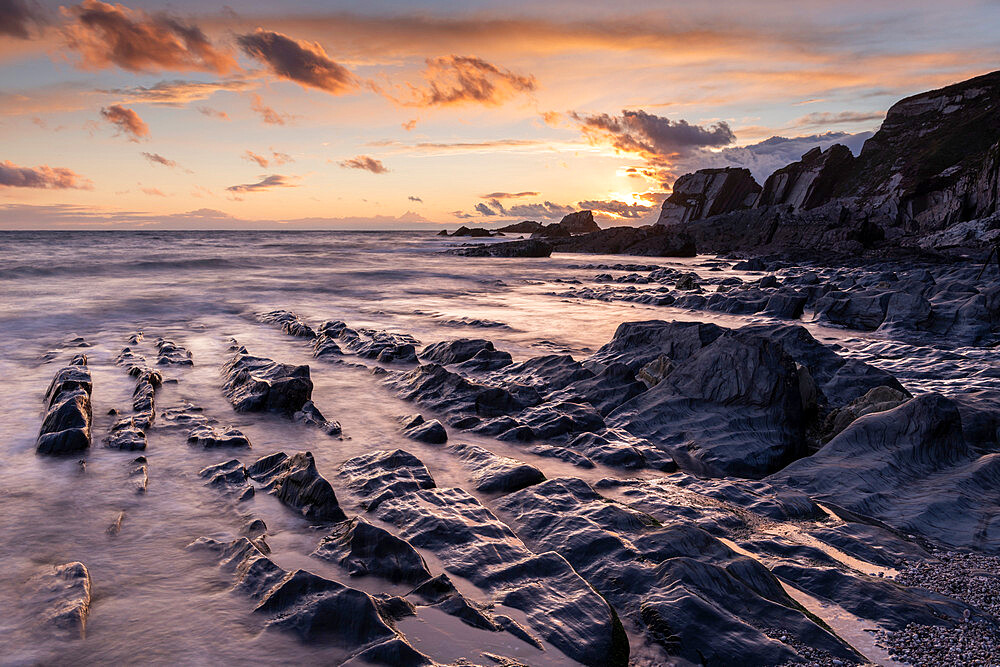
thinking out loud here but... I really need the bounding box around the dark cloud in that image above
[1,0,47,39]
[481,191,539,199]
[339,155,388,174]
[225,174,297,193]
[103,79,251,106]
[141,152,179,169]
[237,29,356,93]
[242,148,292,168]
[792,110,885,128]
[100,104,149,141]
[577,199,652,219]
[250,94,290,125]
[0,160,91,189]
[573,109,735,159]
[381,55,536,107]
[450,210,474,219]
[61,0,237,73]
[408,195,423,202]
[472,198,574,220]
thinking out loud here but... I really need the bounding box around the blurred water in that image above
[0,230,991,665]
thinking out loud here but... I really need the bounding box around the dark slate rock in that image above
[452,347,514,373]
[527,444,596,468]
[402,417,448,444]
[187,425,252,448]
[37,361,93,455]
[586,320,724,372]
[566,431,649,469]
[338,449,436,511]
[312,517,432,585]
[516,400,605,439]
[105,417,147,451]
[769,393,1000,552]
[222,352,313,416]
[199,459,254,500]
[447,443,545,493]
[449,239,553,257]
[311,334,343,358]
[258,310,316,338]
[247,451,347,522]
[607,330,805,478]
[548,362,647,416]
[385,364,530,419]
[814,289,892,330]
[420,338,495,365]
[485,354,593,394]
[154,337,193,366]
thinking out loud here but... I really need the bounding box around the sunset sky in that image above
[1,0,998,229]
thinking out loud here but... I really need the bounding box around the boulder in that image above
[258,310,316,338]
[312,517,432,585]
[37,359,93,455]
[247,452,347,522]
[447,442,545,493]
[558,210,601,234]
[32,562,92,637]
[449,239,552,257]
[420,338,495,365]
[187,425,252,448]
[222,352,313,416]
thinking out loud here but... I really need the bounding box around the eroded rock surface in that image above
[37,356,93,455]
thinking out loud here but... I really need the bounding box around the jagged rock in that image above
[449,239,553,258]
[757,144,855,210]
[823,385,910,440]
[32,562,92,637]
[769,393,1000,552]
[587,320,724,372]
[338,449,436,511]
[550,225,697,257]
[657,167,761,226]
[486,354,592,394]
[813,289,892,330]
[420,338,495,365]
[199,459,254,500]
[637,355,673,388]
[312,334,343,358]
[527,444,596,468]
[607,329,805,478]
[313,517,432,585]
[247,452,347,522]
[37,359,93,455]
[516,400,605,439]
[548,362,647,415]
[155,338,193,366]
[566,430,651,469]
[129,456,149,493]
[401,415,448,444]
[106,417,147,450]
[344,329,419,363]
[385,363,529,419]
[259,310,316,338]
[447,443,545,493]
[496,220,543,234]
[450,225,494,237]
[453,347,513,372]
[558,210,601,234]
[187,425,252,448]
[222,352,313,416]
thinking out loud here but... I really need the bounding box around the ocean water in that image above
[0,230,992,665]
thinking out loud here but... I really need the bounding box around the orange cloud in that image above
[237,28,356,93]
[61,0,237,73]
[100,104,149,141]
[226,174,298,193]
[339,155,388,174]
[480,191,539,199]
[0,160,92,189]
[104,78,252,106]
[378,55,535,107]
[250,94,290,125]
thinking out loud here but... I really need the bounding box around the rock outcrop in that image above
[549,225,697,257]
[247,451,348,522]
[654,70,1000,255]
[37,356,93,455]
[31,562,93,637]
[448,239,553,257]
[658,167,761,226]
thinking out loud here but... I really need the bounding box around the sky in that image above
[1,0,998,230]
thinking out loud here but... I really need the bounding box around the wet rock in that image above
[449,239,553,258]
[129,456,149,493]
[312,517,432,585]
[247,451,347,522]
[258,310,316,338]
[338,449,436,511]
[222,351,313,416]
[401,415,448,444]
[37,360,93,455]
[822,385,909,440]
[453,347,513,373]
[447,443,545,493]
[516,400,605,439]
[199,459,254,500]
[566,431,650,469]
[292,400,342,435]
[814,289,892,330]
[607,329,805,478]
[356,454,627,666]
[769,393,1000,552]
[495,477,854,664]
[187,425,252,448]
[385,364,529,419]
[341,329,419,363]
[548,362,647,416]
[340,638,434,667]
[762,291,808,319]
[420,338,496,365]
[486,354,593,394]
[586,320,724,372]
[154,337,193,366]
[311,334,343,358]
[527,444,596,468]
[105,417,147,450]
[32,562,92,637]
